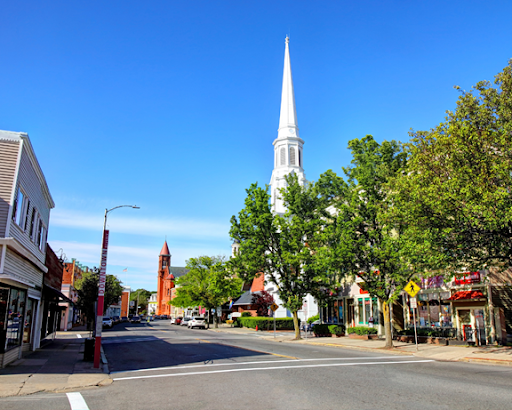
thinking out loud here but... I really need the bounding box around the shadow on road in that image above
[104,338,267,373]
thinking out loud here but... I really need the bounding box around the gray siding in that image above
[0,140,19,237]
[3,248,43,288]
[9,146,50,263]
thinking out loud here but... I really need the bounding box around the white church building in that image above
[266,37,318,321]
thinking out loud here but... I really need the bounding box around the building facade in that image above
[155,241,187,316]
[0,130,55,367]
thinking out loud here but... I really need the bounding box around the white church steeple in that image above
[270,37,306,214]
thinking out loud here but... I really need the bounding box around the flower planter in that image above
[332,333,345,338]
[348,333,378,340]
[395,335,448,345]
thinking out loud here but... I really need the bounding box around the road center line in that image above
[110,356,410,374]
[66,392,90,410]
[113,359,435,381]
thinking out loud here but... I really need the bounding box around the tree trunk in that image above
[292,310,301,340]
[381,299,393,348]
[214,311,219,329]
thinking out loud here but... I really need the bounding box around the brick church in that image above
[156,241,188,316]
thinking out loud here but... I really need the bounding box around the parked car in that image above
[173,317,183,325]
[121,316,129,322]
[130,316,141,323]
[149,315,155,321]
[102,317,113,329]
[154,315,161,320]
[188,317,207,329]
[161,315,169,320]
[180,317,192,326]
[170,317,177,324]
[112,316,120,324]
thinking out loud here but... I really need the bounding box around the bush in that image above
[307,314,320,324]
[346,326,378,335]
[236,317,299,330]
[313,324,330,336]
[328,324,345,335]
[241,312,252,317]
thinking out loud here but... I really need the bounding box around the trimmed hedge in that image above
[347,326,378,335]
[313,324,330,336]
[236,317,299,330]
[307,314,320,324]
[328,324,345,335]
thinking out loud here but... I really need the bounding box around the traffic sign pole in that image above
[411,297,419,351]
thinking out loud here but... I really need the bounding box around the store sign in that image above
[454,272,480,285]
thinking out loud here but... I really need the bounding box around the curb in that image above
[459,357,512,366]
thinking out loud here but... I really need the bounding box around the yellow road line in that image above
[195,338,298,359]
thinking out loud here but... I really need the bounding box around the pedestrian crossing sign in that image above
[404,280,421,298]
[270,303,279,312]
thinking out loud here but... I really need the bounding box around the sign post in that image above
[404,280,421,352]
[94,227,109,369]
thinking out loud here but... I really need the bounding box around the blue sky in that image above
[2,1,511,291]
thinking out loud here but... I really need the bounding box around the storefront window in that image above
[338,300,344,325]
[6,288,26,350]
[23,299,34,344]
[364,298,371,324]
[358,299,363,324]
[372,298,379,325]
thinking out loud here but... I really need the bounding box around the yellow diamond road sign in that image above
[270,303,279,312]
[404,281,421,298]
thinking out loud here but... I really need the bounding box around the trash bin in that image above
[84,338,95,361]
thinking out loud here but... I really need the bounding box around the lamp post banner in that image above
[98,230,109,297]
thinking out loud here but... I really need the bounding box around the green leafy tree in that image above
[333,135,414,348]
[130,289,152,315]
[169,256,243,328]
[75,270,123,329]
[230,174,331,339]
[392,60,512,273]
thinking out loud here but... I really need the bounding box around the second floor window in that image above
[12,189,24,226]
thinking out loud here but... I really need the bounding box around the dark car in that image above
[112,316,120,324]
[121,316,129,322]
[130,316,141,323]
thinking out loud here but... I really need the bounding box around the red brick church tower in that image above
[156,241,174,315]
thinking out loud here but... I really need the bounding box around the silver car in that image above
[188,317,206,329]
[180,317,193,326]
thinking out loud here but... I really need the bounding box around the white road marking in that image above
[66,392,90,410]
[113,359,435,381]
[76,334,82,338]
[110,356,412,374]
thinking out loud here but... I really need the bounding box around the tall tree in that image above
[334,135,413,348]
[230,174,330,339]
[130,289,152,315]
[169,256,242,328]
[392,60,512,272]
[75,270,123,329]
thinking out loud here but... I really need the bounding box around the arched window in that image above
[299,149,302,167]
[289,147,296,165]
[280,147,285,165]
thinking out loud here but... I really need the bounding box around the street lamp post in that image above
[94,204,139,368]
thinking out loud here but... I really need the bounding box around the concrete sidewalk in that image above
[0,326,111,398]
[209,324,512,366]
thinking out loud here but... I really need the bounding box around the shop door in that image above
[458,310,473,341]
[473,309,487,346]
[347,301,354,327]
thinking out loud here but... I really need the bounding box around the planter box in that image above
[331,334,345,338]
[395,335,448,345]
[348,333,378,340]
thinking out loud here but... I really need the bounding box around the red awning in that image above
[448,290,484,300]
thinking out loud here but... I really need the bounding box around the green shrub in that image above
[328,324,345,335]
[236,317,299,330]
[346,326,378,335]
[313,324,330,336]
[307,314,320,324]
[241,312,252,317]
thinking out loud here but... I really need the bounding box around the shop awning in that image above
[448,290,485,300]
[43,284,74,304]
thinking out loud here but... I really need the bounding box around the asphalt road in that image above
[2,320,512,410]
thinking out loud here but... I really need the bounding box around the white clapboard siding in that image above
[3,248,44,288]
[9,147,51,263]
[0,140,19,237]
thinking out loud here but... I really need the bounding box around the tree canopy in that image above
[392,60,512,273]
[169,255,242,328]
[75,270,123,329]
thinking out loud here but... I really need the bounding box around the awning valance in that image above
[448,290,484,301]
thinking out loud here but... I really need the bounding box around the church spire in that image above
[278,37,299,139]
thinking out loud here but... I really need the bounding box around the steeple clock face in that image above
[289,128,295,134]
